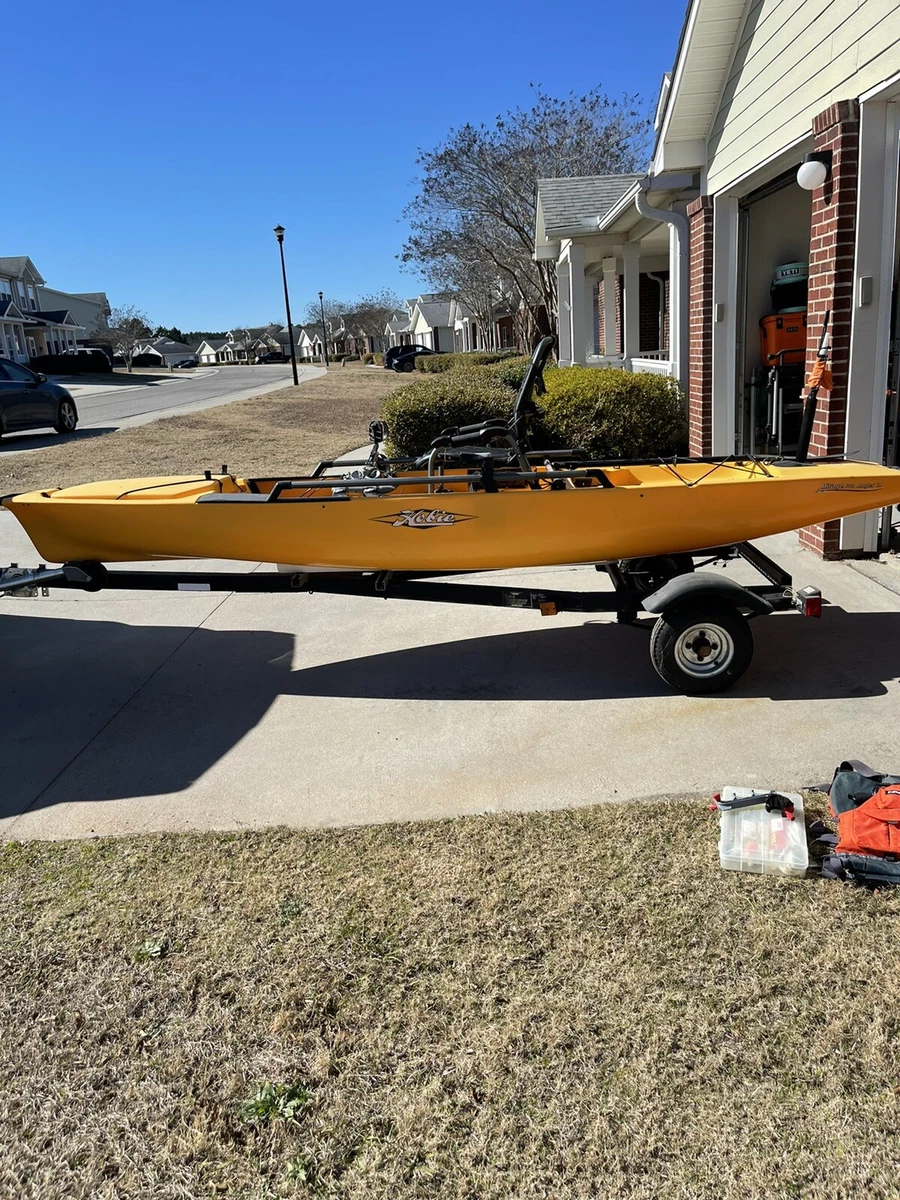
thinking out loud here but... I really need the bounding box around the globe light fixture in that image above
[797,152,831,191]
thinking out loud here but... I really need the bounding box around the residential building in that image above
[407,294,454,352]
[0,256,108,363]
[534,175,681,377]
[133,337,196,366]
[195,331,250,364]
[537,0,900,558]
[654,0,900,557]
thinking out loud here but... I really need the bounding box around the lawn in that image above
[1,367,401,496]
[2,800,898,1199]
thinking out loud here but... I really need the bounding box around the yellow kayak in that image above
[5,336,899,570]
[4,457,900,569]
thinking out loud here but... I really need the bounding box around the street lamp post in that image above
[273,225,299,386]
[319,290,328,368]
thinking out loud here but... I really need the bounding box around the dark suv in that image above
[384,343,432,371]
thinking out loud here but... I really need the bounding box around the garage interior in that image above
[737,173,813,457]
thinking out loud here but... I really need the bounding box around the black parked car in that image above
[0,357,78,440]
[390,346,444,373]
[257,351,286,363]
[384,343,432,371]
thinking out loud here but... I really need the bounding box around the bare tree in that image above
[105,304,152,371]
[401,87,650,341]
[348,289,401,349]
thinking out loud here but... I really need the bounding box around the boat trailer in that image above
[1,540,821,695]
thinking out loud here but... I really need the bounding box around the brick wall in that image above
[687,196,715,456]
[798,99,860,558]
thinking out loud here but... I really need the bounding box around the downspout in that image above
[634,179,689,391]
[646,271,666,354]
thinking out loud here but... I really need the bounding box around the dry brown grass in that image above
[2,799,899,1199]
[2,368,400,496]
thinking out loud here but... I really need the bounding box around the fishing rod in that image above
[794,309,832,462]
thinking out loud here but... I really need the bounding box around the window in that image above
[26,285,37,310]
[0,278,11,302]
[0,359,36,382]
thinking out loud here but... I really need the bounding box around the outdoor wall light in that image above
[796,151,832,191]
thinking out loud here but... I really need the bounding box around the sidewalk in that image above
[3,509,900,841]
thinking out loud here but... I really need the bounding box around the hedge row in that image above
[381,364,686,459]
[415,350,520,373]
[382,370,514,457]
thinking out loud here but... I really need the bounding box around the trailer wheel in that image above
[649,601,753,694]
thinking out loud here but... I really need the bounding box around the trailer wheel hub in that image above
[674,623,735,677]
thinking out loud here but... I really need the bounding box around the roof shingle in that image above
[537,175,643,237]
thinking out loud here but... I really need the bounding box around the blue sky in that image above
[7,0,684,330]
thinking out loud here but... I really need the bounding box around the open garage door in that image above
[736,171,813,457]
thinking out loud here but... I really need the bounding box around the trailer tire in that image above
[650,600,753,694]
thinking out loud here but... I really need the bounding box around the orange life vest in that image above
[835,785,900,859]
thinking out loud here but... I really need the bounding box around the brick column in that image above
[687,196,714,456]
[799,99,860,558]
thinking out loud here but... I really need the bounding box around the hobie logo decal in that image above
[372,508,476,529]
[816,482,882,493]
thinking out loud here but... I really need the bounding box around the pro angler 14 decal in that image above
[816,482,882,493]
[372,509,476,529]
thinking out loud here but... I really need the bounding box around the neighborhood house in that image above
[537,0,900,559]
[0,256,109,363]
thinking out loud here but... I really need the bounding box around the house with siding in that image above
[656,0,900,558]
[407,294,454,352]
[0,256,109,363]
[540,0,900,558]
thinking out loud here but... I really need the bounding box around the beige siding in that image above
[708,0,900,193]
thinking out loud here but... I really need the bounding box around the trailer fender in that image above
[641,574,773,617]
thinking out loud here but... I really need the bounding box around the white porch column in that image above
[601,257,617,356]
[556,259,573,365]
[585,275,598,357]
[621,241,641,367]
[567,241,588,365]
[711,193,741,455]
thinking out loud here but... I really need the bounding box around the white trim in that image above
[843,98,900,553]
[858,70,900,105]
[654,0,702,162]
[711,193,740,454]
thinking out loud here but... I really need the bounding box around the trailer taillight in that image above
[796,586,822,617]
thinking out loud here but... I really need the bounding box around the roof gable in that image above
[652,0,748,173]
[0,256,45,284]
[535,175,644,244]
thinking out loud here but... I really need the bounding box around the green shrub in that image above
[381,371,514,457]
[537,367,686,459]
[373,352,384,365]
[415,350,519,373]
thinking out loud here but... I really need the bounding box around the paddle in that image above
[794,309,832,462]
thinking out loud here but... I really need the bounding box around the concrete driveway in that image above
[4,505,900,842]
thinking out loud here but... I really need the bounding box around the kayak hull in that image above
[5,460,900,569]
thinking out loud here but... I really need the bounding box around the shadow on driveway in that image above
[2,613,294,820]
[4,604,899,819]
[282,607,900,702]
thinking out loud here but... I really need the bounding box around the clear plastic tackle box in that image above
[718,788,809,876]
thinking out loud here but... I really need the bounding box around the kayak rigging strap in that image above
[656,456,775,487]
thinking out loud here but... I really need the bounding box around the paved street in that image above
[4,505,900,841]
[1,365,322,452]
